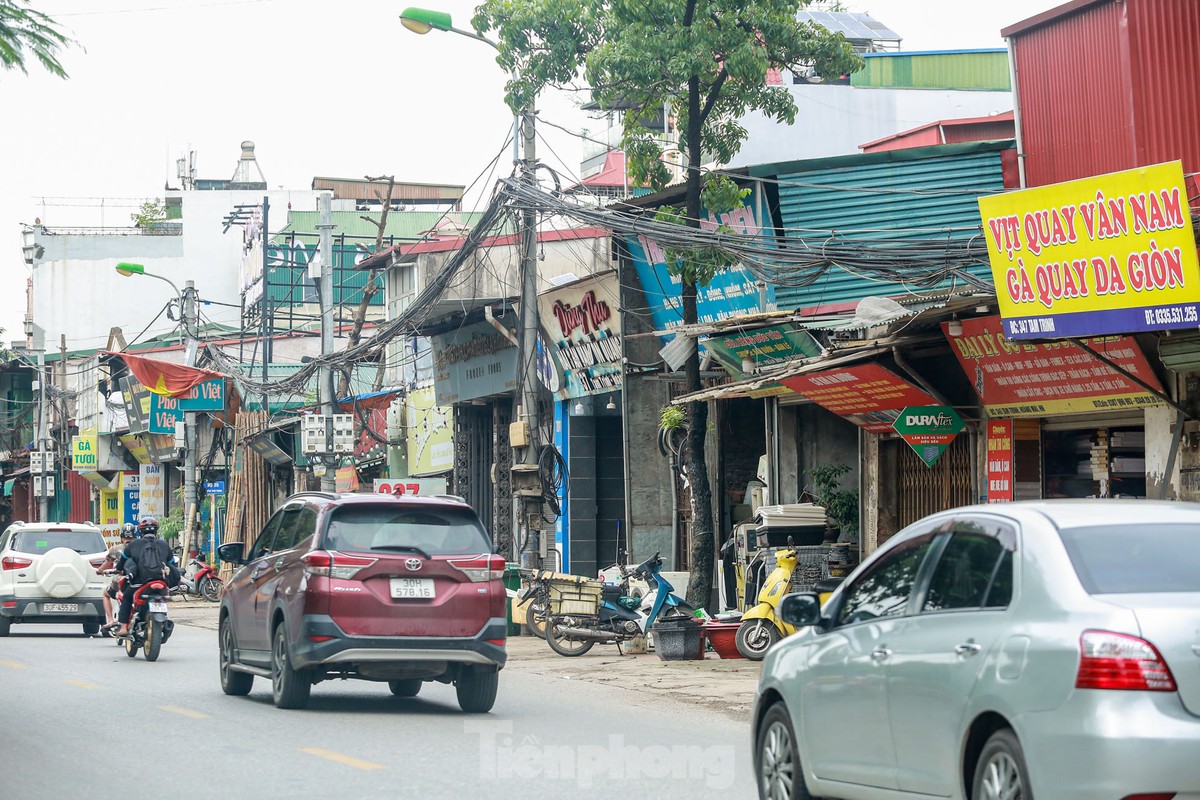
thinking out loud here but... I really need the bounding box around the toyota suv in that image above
[217,491,507,712]
[0,521,109,636]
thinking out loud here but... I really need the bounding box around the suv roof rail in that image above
[288,491,339,501]
[434,494,468,504]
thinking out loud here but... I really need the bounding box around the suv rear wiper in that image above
[369,545,431,559]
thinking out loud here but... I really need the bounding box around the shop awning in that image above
[104,351,226,398]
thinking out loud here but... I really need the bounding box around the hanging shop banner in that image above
[538,272,623,399]
[335,465,360,492]
[431,320,518,405]
[374,477,449,496]
[624,189,775,339]
[148,393,183,435]
[780,363,938,432]
[892,406,966,467]
[138,464,166,520]
[979,161,1200,339]
[703,323,823,379]
[121,376,152,434]
[122,472,141,524]
[986,420,1015,503]
[405,385,454,476]
[240,203,266,307]
[119,434,151,464]
[353,402,390,469]
[71,427,99,471]
[944,315,1163,417]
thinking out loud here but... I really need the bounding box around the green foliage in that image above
[157,488,186,544]
[660,405,685,431]
[131,198,166,228]
[0,0,75,79]
[807,463,859,536]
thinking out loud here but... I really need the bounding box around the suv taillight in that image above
[89,558,107,568]
[1,556,32,571]
[302,550,376,580]
[1076,630,1177,692]
[449,554,506,582]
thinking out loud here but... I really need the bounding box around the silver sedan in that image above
[752,500,1200,800]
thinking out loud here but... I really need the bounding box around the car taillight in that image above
[89,558,107,568]
[1077,630,1177,692]
[302,550,376,580]
[1,556,32,571]
[449,554,506,582]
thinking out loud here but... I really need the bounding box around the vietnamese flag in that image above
[106,351,226,398]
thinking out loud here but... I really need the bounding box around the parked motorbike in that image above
[736,539,798,660]
[544,551,693,657]
[516,570,551,639]
[169,554,223,603]
[108,571,175,661]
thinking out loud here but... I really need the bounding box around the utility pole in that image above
[182,280,199,552]
[36,343,49,522]
[317,191,337,492]
[514,107,545,570]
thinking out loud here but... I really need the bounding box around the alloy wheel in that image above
[760,719,795,800]
[979,751,1022,800]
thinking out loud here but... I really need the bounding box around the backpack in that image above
[132,537,169,583]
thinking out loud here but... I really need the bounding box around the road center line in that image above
[65,678,100,689]
[300,747,386,771]
[158,705,211,719]
[0,661,25,669]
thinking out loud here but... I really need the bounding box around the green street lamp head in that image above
[115,262,145,277]
[399,7,453,34]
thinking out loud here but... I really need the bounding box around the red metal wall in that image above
[66,469,93,524]
[1008,0,1200,187]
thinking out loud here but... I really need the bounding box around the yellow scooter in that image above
[736,542,799,660]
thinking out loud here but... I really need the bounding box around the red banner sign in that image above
[945,315,1163,417]
[781,364,938,432]
[986,420,1015,503]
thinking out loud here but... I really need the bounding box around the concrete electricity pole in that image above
[317,191,337,492]
[182,279,199,551]
[36,341,49,522]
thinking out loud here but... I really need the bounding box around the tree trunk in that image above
[337,175,396,398]
[682,71,715,612]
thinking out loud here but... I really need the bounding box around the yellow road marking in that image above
[0,661,25,669]
[158,705,211,720]
[300,748,386,771]
[65,678,100,689]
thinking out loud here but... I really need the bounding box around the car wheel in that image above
[737,618,781,660]
[388,679,422,697]
[973,729,1033,800]
[82,621,100,636]
[456,668,498,713]
[271,624,311,710]
[0,616,11,637]
[756,703,814,800]
[219,616,253,696]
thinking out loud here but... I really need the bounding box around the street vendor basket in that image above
[548,575,602,616]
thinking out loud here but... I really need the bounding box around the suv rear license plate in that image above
[390,578,435,599]
[43,603,79,613]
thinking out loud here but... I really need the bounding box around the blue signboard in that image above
[203,479,226,496]
[624,190,775,339]
[123,490,140,525]
[177,378,225,411]
[148,393,183,435]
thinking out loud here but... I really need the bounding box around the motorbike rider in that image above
[96,524,137,634]
[113,518,175,637]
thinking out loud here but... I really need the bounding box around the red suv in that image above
[216,492,506,711]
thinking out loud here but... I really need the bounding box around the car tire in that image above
[388,679,422,697]
[272,624,311,710]
[737,618,781,660]
[219,616,253,696]
[755,702,815,800]
[0,616,10,637]
[82,621,100,636]
[456,668,499,713]
[972,728,1033,800]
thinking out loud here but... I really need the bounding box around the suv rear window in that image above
[324,505,491,556]
[12,529,106,555]
[1058,523,1200,594]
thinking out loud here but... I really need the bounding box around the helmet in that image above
[120,523,136,540]
[137,518,159,537]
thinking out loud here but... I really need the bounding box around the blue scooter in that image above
[545,551,693,657]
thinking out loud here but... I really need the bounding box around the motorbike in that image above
[169,554,223,603]
[108,571,175,661]
[516,570,551,639]
[736,539,799,660]
[544,551,693,657]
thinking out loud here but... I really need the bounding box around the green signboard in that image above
[892,405,966,467]
[703,323,823,379]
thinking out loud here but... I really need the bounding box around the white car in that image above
[0,521,110,636]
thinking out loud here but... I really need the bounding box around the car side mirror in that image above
[779,592,822,628]
[217,542,245,566]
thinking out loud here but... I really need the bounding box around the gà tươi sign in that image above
[892,406,966,467]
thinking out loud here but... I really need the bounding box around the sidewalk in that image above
[168,599,761,721]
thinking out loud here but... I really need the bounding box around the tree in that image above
[0,0,75,79]
[475,0,860,609]
[131,198,166,228]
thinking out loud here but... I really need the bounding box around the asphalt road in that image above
[0,621,756,799]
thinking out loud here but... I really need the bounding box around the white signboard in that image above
[138,463,166,520]
[373,478,450,497]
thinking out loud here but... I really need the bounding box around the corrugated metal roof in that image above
[772,147,1008,312]
[279,210,484,241]
[851,50,1011,91]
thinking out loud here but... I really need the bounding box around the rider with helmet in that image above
[113,518,175,637]
[95,524,137,634]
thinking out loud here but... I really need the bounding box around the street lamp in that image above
[114,261,201,553]
[399,7,546,570]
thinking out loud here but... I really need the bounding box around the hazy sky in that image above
[2,0,1054,345]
